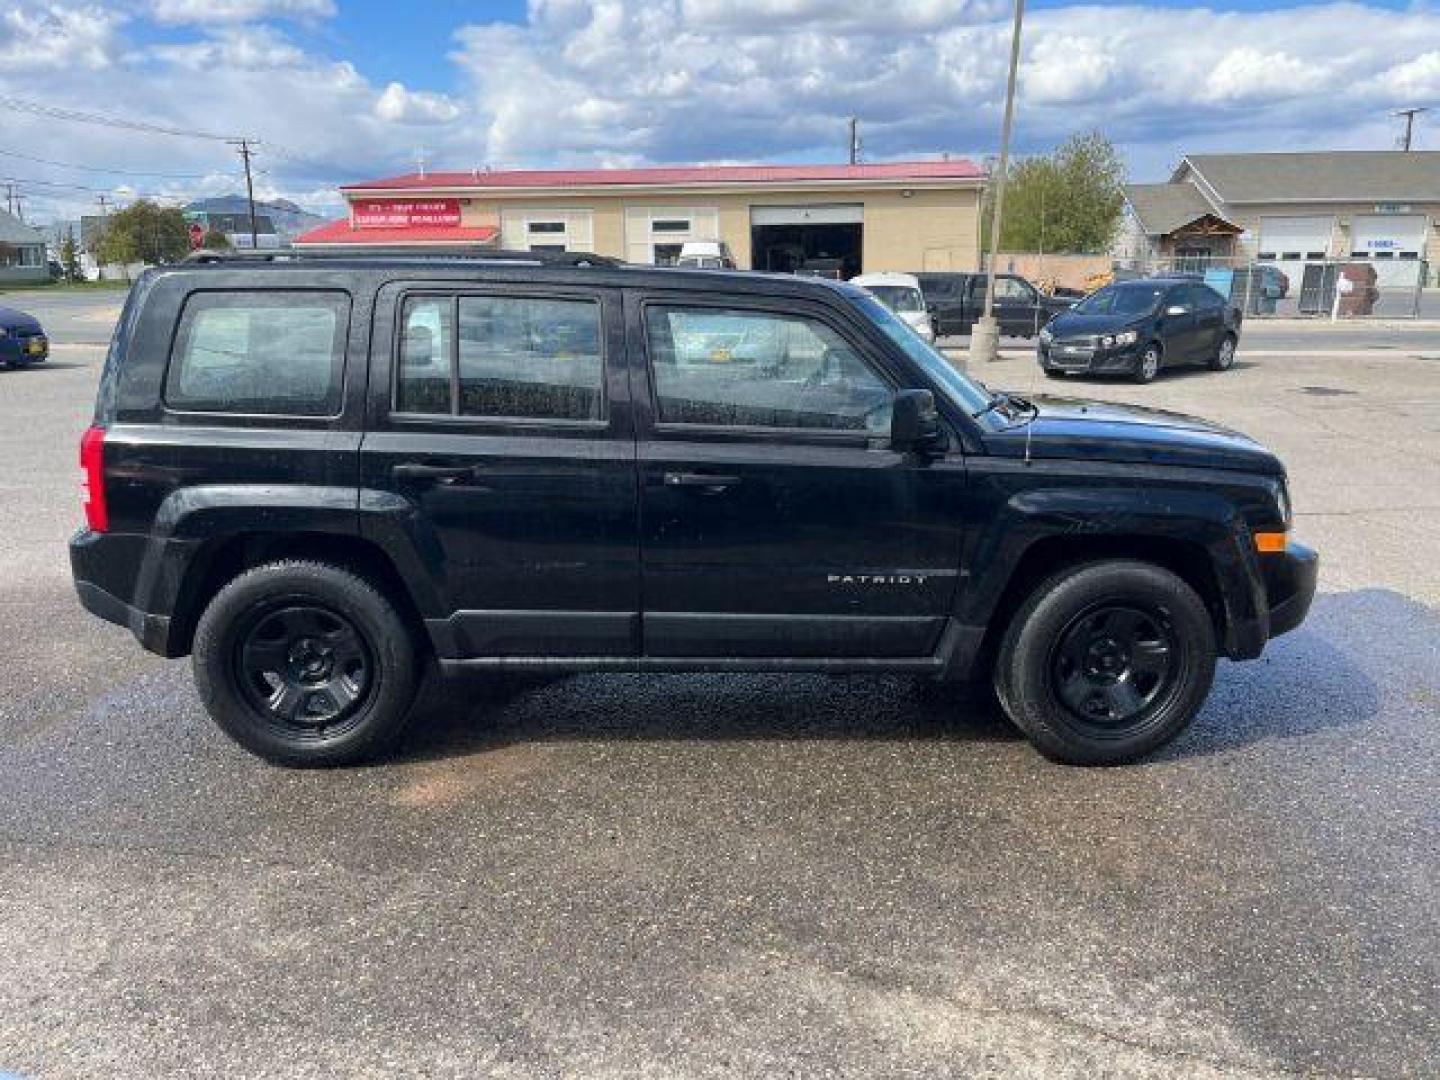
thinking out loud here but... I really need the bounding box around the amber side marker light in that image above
[1254,531,1288,553]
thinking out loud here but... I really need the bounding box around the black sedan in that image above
[0,305,49,369]
[1037,278,1241,384]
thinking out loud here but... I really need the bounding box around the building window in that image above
[651,219,690,233]
[527,221,565,235]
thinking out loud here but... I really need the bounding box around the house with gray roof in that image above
[0,209,48,284]
[1119,151,1439,286]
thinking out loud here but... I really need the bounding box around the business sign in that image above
[352,199,462,229]
[188,222,205,250]
[1373,203,1412,215]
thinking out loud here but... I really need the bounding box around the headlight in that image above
[1276,481,1291,527]
[1113,330,1138,346]
[0,327,8,338]
[1039,327,1053,344]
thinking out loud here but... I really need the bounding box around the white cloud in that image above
[0,3,124,69]
[147,0,335,25]
[374,82,463,125]
[1377,49,1440,99]
[1202,47,1328,103]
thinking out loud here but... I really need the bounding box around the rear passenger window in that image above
[166,291,348,415]
[394,294,604,422]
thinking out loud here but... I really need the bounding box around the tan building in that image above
[296,161,986,277]
[1121,151,1440,286]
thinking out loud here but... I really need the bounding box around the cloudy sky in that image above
[3,0,1438,223]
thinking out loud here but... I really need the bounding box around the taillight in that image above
[80,425,108,533]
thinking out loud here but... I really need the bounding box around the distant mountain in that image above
[183,195,327,240]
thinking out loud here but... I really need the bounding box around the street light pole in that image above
[968,0,1026,368]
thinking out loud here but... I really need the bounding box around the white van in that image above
[676,241,737,270]
[851,272,934,343]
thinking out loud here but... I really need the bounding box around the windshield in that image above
[849,293,993,416]
[865,285,925,314]
[1075,284,1165,316]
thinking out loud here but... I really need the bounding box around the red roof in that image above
[342,160,984,192]
[294,218,500,246]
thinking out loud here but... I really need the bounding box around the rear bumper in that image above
[70,528,181,657]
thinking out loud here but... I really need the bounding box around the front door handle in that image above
[662,471,741,490]
[391,462,474,483]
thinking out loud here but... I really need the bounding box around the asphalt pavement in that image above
[0,288,1437,1078]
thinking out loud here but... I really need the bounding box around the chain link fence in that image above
[1108,255,1433,319]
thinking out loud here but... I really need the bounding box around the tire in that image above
[993,560,1216,766]
[1132,343,1162,384]
[1209,333,1237,372]
[192,560,420,766]
[1041,366,1064,379]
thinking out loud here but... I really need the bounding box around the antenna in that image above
[1394,107,1428,151]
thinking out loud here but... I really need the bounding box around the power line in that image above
[0,173,184,202]
[0,148,228,180]
[0,94,238,142]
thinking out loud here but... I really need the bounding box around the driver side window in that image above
[644,305,892,433]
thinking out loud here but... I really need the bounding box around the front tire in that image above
[193,560,419,766]
[993,560,1216,766]
[1132,344,1162,384]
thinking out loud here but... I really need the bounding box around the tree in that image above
[983,132,1127,254]
[201,228,232,251]
[58,230,83,282]
[96,200,190,266]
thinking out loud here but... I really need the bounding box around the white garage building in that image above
[1123,151,1439,287]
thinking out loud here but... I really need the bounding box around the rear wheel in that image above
[1209,333,1237,371]
[193,560,419,766]
[993,560,1216,765]
[1132,344,1162,384]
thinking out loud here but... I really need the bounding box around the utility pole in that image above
[95,194,111,280]
[12,190,23,222]
[848,118,860,165]
[230,138,259,249]
[1394,107,1428,151]
[969,0,1026,368]
[4,183,12,215]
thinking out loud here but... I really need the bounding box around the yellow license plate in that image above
[25,339,46,355]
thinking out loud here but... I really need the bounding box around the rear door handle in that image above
[391,462,474,483]
[662,471,741,490]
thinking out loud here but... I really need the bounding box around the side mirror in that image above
[891,389,943,454]
[1165,304,1189,316]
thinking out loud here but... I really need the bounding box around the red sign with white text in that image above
[352,199,462,229]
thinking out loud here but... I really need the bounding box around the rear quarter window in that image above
[164,290,350,416]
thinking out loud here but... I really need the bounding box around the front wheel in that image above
[1132,344,1162,384]
[193,560,420,766]
[993,560,1216,765]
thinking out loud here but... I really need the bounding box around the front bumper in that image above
[1038,341,1141,375]
[1262,540,1319,639]
[1,334,48,364]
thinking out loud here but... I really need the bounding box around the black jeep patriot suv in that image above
[71,250,1316,767]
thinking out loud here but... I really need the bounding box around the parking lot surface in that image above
[1,290,1437,1078]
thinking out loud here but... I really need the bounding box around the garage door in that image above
[1351,214,1427,286]
[1257,215,1333,282]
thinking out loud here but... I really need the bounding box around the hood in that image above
[1046,310,1145,338]
[982,394,1284,475]
[0,306,43,333]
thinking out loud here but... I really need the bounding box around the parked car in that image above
[915,272,1075,339]
[0,305,49,368]
[676,240,737,270]
[71,249,1314,768]
[1038,278,1243,384]
[851,271,935,342]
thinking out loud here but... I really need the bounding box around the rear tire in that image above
[1209,333,1237,371]
[1041,366,1064,379]
[993,560,1216,766]
[193,560,419,767]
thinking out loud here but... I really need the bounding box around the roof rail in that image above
[183,247,623,267]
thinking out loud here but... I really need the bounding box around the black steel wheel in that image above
[194,560,419,766]
[993,560,1216,765]
[235,604,374,737]
[1049,605,1179,731]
